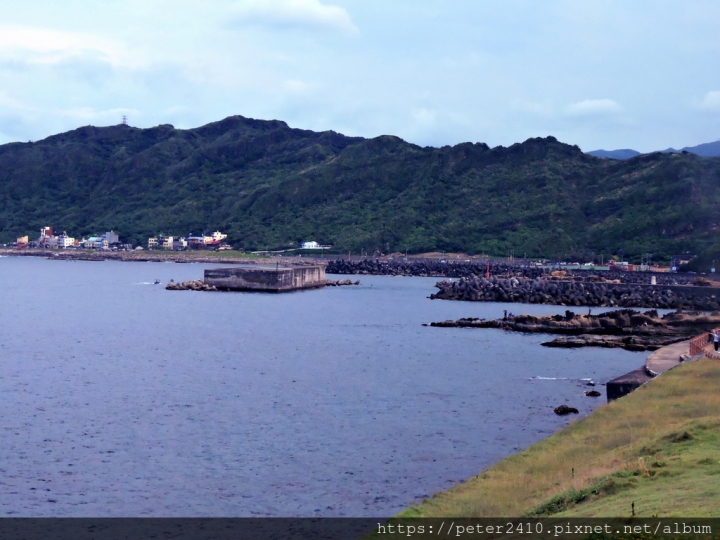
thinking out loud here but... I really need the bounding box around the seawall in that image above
[606,334,715,401]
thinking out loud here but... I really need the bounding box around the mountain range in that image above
[1,115,719,264]
[588,140,720,160]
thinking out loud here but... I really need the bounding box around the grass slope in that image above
[400,358,720,518]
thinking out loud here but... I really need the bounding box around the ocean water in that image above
[0,256,644,516]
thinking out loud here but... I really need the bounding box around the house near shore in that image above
[37,226,76,249]
[48,231,76,248]
[300,241,332,250]
[82,236,108,249]
[105,231,120,245]
[148,231,228,250]
[148,236,173,249]
[28,226,121,250]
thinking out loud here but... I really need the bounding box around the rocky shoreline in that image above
[165,279,218,291]
[165,278,359,291]
[429,309,720,351]
[325,279,360,286]
[0,248,330,266]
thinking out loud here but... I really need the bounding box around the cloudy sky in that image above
[0,0,718,151]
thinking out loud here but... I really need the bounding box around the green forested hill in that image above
[1,115,719,262]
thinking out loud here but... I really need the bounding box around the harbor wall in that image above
[204,265,326,292]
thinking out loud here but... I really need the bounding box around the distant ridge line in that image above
[588,140,720,160]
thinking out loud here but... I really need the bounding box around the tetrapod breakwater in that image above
[430,275,720,311]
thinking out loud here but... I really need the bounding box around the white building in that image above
[173,237,188,250]
[211,231,227,242]
[56,233,75,248]
[160,236,174,249]
[46,232,75,248]
[148,236,173,249]
[301,241,320,249]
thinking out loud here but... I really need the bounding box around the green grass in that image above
[400,358,720,518]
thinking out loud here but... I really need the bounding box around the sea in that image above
[0,256,645,516]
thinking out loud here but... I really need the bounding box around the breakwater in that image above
[327,259,549,279]
[430,275,720,310]
[326,259,701,285]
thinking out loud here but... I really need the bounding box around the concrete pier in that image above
[204,265,326,292]
[606,367,654,401]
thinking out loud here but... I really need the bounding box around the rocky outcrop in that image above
[165,279,218,291]
[325,279,360,286]
[554,405,579,415]
[430,309,720,351]
[541,335,686,351]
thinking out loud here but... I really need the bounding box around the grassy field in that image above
[400,358,720,518]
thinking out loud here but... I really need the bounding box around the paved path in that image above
[645,340,691,376]
[646,335,720,376]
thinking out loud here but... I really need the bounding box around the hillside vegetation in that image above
[400,358,720,518]
[1,116,719,261]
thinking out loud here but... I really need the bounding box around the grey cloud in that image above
[228,0,359,35]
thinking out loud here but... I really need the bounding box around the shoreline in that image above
[400,349,720,518]
[0,248,315,266]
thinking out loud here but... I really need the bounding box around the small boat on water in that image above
[154,279,161,285]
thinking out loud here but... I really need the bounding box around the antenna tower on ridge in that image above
[122,115,128,126]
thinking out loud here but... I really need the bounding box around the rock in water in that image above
[554,404,579,415]
[585,390,601,397]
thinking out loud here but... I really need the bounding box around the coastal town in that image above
[9,226,233,251]
[4,226,700,273]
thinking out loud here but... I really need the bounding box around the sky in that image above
[0,0,719,152]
